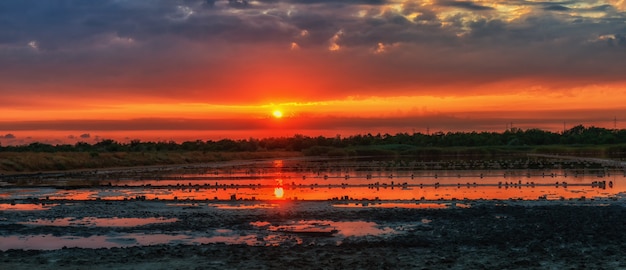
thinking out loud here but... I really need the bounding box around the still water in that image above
[2,156,624,251]
[0,157,623,201]
[0,218,405,251]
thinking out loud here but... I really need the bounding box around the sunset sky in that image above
[1,0,626,144]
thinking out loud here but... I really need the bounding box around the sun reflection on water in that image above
[274,179,285,199]
[274,187,284,199]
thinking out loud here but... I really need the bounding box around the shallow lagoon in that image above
[2,155,626,251]
[0,156,622,201]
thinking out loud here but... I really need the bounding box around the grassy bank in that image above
[0,151,302,173]
[3,143,626,174]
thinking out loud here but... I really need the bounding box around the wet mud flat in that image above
[2,200,626,269]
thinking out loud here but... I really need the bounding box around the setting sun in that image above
[272,110,283,118]
[2,1,626,143]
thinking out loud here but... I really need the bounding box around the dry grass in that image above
[0,151,302,173]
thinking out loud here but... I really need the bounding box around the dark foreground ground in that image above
[2,200,626,269]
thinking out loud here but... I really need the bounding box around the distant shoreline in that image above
[0,151,302,174]
[3,143,626,174]
[3,125,626,173]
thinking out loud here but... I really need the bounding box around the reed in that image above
[0,151,301,173]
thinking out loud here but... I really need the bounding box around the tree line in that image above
[1,125,625,153]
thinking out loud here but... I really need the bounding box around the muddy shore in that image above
[2,199,626,269]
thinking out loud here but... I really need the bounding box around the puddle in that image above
[332,221,396,237]
[20,217,178,227]
[252,220,397,238]
[249,220,402,246]
[3,220,411,250]
[0,203,58,211]
[1,235,120,250]
[0,232,257,251]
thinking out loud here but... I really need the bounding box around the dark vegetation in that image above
[1,125,626,172]
[2,125,626,154]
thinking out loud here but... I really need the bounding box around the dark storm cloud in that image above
[227,0,250,9]
[544,5,571,11]
[0,1,195,50]
[607,34,626,47]
[0,0,301,50]
[203,0,217,7]
[589,4,614,11]
[438,1,495,11]
[256,0,388,4]
[0,0,622,49]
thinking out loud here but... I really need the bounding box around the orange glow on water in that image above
[0,179,619,202]
[273,177,285,199]
[1,158,623,202]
